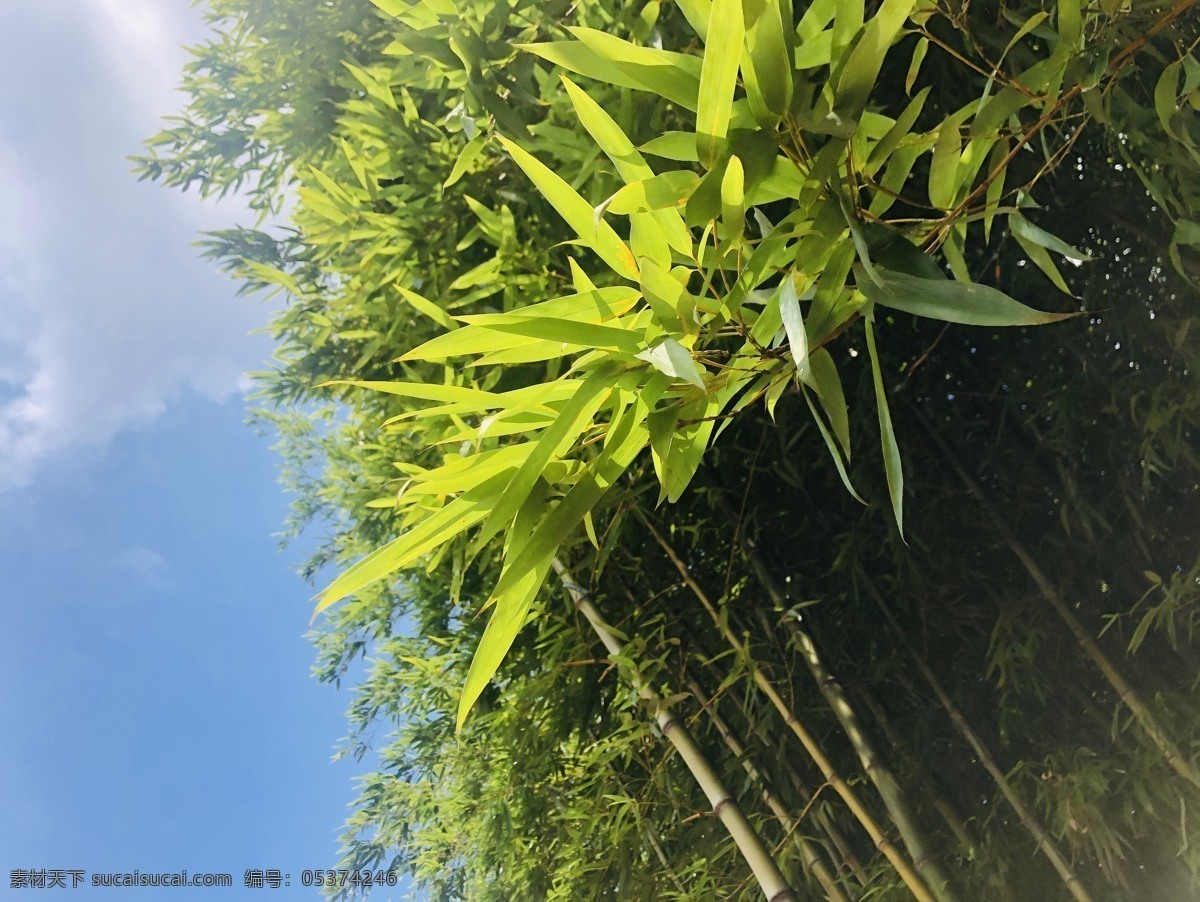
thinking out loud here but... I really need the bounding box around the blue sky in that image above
[0,2,385,896]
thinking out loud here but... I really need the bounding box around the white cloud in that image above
[114,545,171,591]
[0,3,278,489]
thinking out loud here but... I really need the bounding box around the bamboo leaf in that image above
[636,338,707,388]
[808,348,850,457]
[855,266,1074,326]
[1009,214,1093,263]
[803,387,865,503]
[474,317,645,354]
[458,383,659,729]
[929,117,964,210]
[834,0,916,124]
[696,0,744,168]
[720,155,745,241]
[497,136,638,279]
[607,172,701,214]
[778,276,810,381]
[864,310,904,535]
[472,367,615,553]
[315,473,509,617]
[443,134,486,188]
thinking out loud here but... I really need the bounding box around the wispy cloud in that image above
[0,2,275,489]
[113,545,171,591]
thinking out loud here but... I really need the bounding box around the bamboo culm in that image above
[687,669,853,902]
[634,512,937,902]
[704,488,957,902]
[551,558,798,902]
[860,574,1096,902]
[913,406,1200,791]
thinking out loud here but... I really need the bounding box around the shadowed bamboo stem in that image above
[860,574,1096,902]
[642,817,688,895]
[858,690,980,860]
[914,408,1200,790]
[634,513,936,902]
[687,670,853,902]
[552,559,798,902]
[698,488,956,902]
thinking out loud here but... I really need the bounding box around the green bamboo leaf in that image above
[315,473,508,617]
[906,37,928,94]
[745,0,794,119]
[676,0,712,38]
[639,132,701,162]
[720,155,745,241]
[322,379,501,406]
[606,172,701,214]
[834,0,916,124]
[458,383,660,729]
[400,324,542,361]
[560,75,652,182]
[456,287,641,326]
[443,134,486,188]
[1155,61,1182,138]
[636,338,706,388]
[561,76,692,255]
[395,285,457,330]
[778,276,809,381]
[855,266,1074,326]
[497,136,638,279]
[929,117,964,210]
[472,367,615,554]
[808,347,850,458]
[864,311,903,535]
[549,28,701,110]
[1009,214,1093,263]
[1011,229,1074,296]
[696,0,744,168]
[802,387,865,503]
[475,317,645,354]
[1057,0,1081,47]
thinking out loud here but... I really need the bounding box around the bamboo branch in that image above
[552,559,798,902]
[633,513,937,902]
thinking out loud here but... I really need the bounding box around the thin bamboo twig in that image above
[860,574,1097,902]
[642,817,688,896]
[688,669,854,902]
[552,559,798,902]
[633,513,936,902]
[913,407,1200,791]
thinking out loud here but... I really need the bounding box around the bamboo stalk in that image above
[687,670,854,902]
[686,631,873,892]
[758,585,956,902]
[858,690,979,861]
[699,489,957,902]
[860,574,1096,902]
[552,559,798,902]
[914,408,1200,790]
[698,651,873,892]
[633,514,937,902]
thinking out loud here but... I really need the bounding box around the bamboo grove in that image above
[140,0,1200,897]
